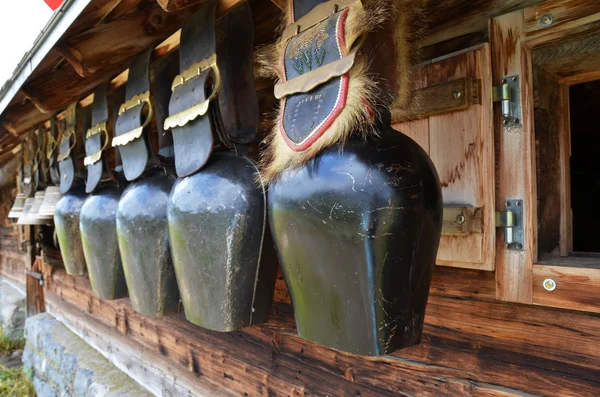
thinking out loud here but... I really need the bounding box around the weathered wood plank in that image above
[415,0,544,48]
[524,0,600,41]
[428,45,495,271]
[490,10,537,303]
[533,66,561,258]
[558,85,572,255]
[533,264,600,313]
[392,77,481,122]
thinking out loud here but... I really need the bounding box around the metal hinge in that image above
[493,75,521,126]
[495,199,524,250]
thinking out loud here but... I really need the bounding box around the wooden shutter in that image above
[392,44,495,270]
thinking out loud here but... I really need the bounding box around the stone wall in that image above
[0,278,25,339]
[23,313,151,397]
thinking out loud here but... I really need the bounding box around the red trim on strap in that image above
[279,8,352,152]
[44,0,64,10]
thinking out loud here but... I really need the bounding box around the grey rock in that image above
[0,280,26,339]
[23,313,151,397]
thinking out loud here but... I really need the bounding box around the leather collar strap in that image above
[84,83,111,193]
[32,128,44,189]
[164,1,258,177]
[113,49,154,182]
[57,102,80,194]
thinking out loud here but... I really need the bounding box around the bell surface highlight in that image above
[81,187,127,300]
[117,172,178,316]
[8,193,26,219]
[54,189,88,276]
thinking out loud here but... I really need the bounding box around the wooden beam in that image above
[415,0,544,48]
[490,10,537,304]
[156,0,210,13]
[57,2,189,77]
[392,77,481,122]
[558,84,572,256]
[524,0,600,46]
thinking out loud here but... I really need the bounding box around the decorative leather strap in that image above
[113,49,178,181]
[21,133,33,197]
[84,83,111,193]
[165,1,258,177]
[58,102,79,194]
[277,0,363,151]
[32,128,44,189]
[113,49,153,182]
[48,118,61,186]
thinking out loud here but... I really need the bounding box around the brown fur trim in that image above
[258,0,411,184]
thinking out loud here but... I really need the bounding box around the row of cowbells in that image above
[53,153,274,335]
[8,187,62,225]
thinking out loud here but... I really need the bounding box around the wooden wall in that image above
[0,183,597,396]
[0,188,26,287]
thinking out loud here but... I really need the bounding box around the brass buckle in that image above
[56,129,76,162]
[171,54,221,92]
[84,122,109,166]
[86,121,107,139]
[163,54,221,131]
[112,91,153,147]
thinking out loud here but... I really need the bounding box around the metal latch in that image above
[493,75,521,126]
[25,269,44,286]
[495,199,524,250]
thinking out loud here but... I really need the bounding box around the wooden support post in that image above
[490,10,536,303]
[25,226,45,317]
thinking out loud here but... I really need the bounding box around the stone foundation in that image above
[23,313,151,397]
[0,278,25,339]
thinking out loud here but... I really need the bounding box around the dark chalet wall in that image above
[0,189,599,396]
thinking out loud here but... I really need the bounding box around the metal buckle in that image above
[163,54,221,131]
[84,122,109,166]
[112,91,153,147]
[171,53,220,92]
[56,129,76,162]
[86,121,107,139]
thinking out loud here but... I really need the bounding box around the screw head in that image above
[453,90,463,99]
[540,13,554,27]
[456,214,466,224]
[543,278,556,292]
[512,76,518,82]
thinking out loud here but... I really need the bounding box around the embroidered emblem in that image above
[289,22,329,74]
